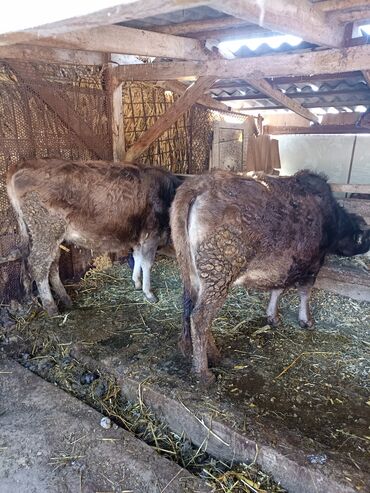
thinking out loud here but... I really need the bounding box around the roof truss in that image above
[1,0,370,124]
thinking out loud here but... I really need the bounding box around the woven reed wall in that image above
[0,61,249,303]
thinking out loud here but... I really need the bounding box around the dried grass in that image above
[2,255,369,492]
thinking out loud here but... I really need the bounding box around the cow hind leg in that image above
[180,286,221,366]
[49,249,72,309]
[22,197,66,315]
[131,248,142,290]
[191,293,226,385]
[179,286,195,357]
[28,246,59,316]
[140,240,159,303]
[298,283,314,329]
[266,288,284,327]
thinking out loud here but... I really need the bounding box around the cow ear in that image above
[295,171,329,196]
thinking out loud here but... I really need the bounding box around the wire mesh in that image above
[0,61,111,302]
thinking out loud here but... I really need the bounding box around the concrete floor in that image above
[0,354,209,493]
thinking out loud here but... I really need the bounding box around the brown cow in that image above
[7,159,182,315]
[170,170,370,383]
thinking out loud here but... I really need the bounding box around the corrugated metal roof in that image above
[118,4,370,114]
[232,41,316,58]
[210,75,370,113]
[119,6,253,29]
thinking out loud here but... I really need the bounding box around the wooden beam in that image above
[16,25,209,61]
[211,0,345,47]
[264,124,370,134]
[9,62,109,159]
[242,78,319,122]
[106,65,126,162]
[151,15,278,40]
[315,264,370,302]
[125,76,217,162]
[231,99,370,111]
[318,0,370,12]
[114,44,370,81]
[0,1,211,45]
[331,9,370,24]
[111,82,125,161]
[213,72,362,89]
[0,45,146,66]
[332,184,370,194]
[338,197,370,223]
[156,80,247,115]
[0,44,106,65]
[189,25,278,41]
[152,15,248,35]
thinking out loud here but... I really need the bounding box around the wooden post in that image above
[125,76,217,162]
[106,63,125,162]
[111,82,125,162]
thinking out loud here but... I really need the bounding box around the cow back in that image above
[8,159,180,248]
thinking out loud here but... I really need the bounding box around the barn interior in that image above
[0,2,370,493]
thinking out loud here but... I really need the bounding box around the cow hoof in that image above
[144,293,158,304]
[299,319,314,329]
[178,336,192,357]
[133,281,142,290]
[267,316,279,327]
[45,304,59,316]
[207,348,221,367]
[62,296,73,308]
[198,370,216,387]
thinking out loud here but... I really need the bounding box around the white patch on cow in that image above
[298,289,310,324]
[266,288,283,320]
[188,198,204,294]
[132,241,158,302]
[65,229,84,244]
[132,247,143,290]
[141,256,154,301]
[234,269,266,285]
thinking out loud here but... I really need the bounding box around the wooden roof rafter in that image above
[155,80,247,116]
[1,25,210,61]
[1,0,369,127]
[0,0,213,45]
[113,44,370,80]
[211,0,345,47]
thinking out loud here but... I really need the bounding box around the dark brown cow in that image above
[170,170,370,383]
[7,159,182,315]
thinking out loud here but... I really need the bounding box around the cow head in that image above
[331,207,370,256]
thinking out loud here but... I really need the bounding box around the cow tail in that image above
[170,187,200,356]
[6,168,33,298]
[6,171,29,256]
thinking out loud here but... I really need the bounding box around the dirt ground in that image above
[1,256,369,491]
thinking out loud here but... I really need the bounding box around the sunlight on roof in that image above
[219,34,302,54]
[359,23,370,35]
[355,105,368,113]
[0,0,124,34]
[327,107,339,114]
